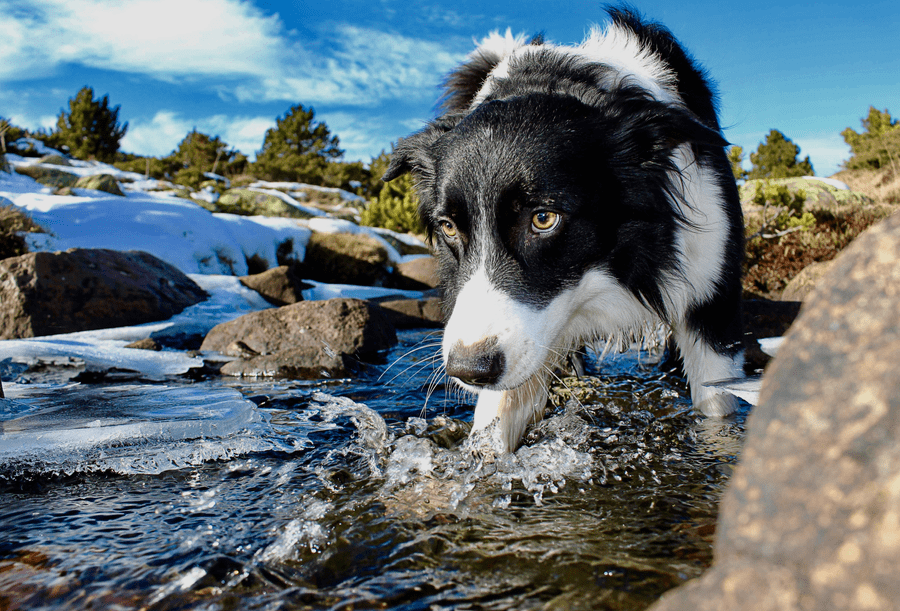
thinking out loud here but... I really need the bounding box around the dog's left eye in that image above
[531,211,560,233]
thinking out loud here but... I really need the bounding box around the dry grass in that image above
[831,167,900,205]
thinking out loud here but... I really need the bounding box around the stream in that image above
[0,329,748,610]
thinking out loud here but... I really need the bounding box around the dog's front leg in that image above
[471,373,550,452]
[674,324,743,417]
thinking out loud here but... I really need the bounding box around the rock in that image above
[13,165,79,189]
[214,188,314,218]
[740,177,874,211]
[377,297,443,329]
[73,174,125,196]
[238,265,308,306]
[125,338,162,351]
[201,298,397,378]
[0,248,208,339]
[780,259,834,302]
[389,256,440,290]
[38,154,72,167]
[649,211,900,611]
[300,232,391,286]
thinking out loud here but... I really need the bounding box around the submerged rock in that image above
[650,211,900,611]
[0,248,208,339]
[201,298,397,378]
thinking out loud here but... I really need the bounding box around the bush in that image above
[727,145,747,181]
[747,180,815,238]
[749,129,814,179]
[360,173,424,234]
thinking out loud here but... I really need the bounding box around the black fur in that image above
[385,7,745,430]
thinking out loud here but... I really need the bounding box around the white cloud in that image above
[0,0,286,81]
[0,1,464,108]
[121,111,273,158]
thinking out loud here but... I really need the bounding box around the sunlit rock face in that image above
[651,211,900,611]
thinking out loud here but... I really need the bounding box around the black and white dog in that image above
[384,8,745,452]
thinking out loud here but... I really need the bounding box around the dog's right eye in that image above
[439,219,458,238]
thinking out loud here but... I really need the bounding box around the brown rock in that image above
[300,232,390,286]
[650,211,900,611]
[377,297,444,329]
[390,256,440,290]
[780,260,834,302]
[201,298,397,378]
[239,265,308,306]
[125,338,162,351]
[0,248,208,339]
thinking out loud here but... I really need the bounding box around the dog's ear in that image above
[664,107,729,149]
[383,116,458,182]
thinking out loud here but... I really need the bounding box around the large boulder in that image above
[388,255,440,290]
[13,165,78,189]
[377,296,444,329]
[0,248,208,339]
[201,298,397,378]
[780,259,834,302]
[300,232,391,286]
[213,188,314,218]
[650,211,900,611]
[73,174,125,197]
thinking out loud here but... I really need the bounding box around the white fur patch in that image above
[661,145,730,317]
[674,323,743,417]
[470,20,679,109]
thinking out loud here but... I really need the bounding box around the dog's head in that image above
[384,88,726,394]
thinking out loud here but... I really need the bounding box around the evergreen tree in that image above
[748,129,814,179]
[841,107,900,173]
[54,86,128,162]
[253,104,342,183]
[727,145,748,181]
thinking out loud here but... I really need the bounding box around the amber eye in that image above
[439,219,458,238]
[531,211,560,233]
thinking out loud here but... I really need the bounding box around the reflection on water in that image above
[0,330,748,610]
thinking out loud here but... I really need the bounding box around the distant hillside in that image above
[830,166,900,205]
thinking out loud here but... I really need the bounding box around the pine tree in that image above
[727,145,747,181]
[253,104,342,183]
[748,129,814,179]
[55,86,128,162]
[360,172,423,234]
[841,107,900,173]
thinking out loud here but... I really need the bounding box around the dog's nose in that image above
[446,339,505,386]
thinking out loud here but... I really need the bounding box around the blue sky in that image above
[1,0,897,177]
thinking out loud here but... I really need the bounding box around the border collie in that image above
[384,8,745,452]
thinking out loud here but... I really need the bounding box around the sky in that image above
[1,0,898,177]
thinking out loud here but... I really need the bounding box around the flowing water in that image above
[0,329,748,610]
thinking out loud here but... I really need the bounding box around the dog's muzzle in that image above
[446,337,505,387]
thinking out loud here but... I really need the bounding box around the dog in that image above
[384,8,745,452]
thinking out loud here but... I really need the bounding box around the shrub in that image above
[747,180,815,239]
[0,203,43,259]
[360,173,424,234]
